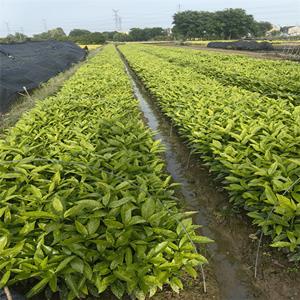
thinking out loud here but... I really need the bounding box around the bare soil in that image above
[153,270,220,300]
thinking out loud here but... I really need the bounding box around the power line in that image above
[119,16,123,32]
[112,9,119,31]
[1,9,298,37]
[112,9,123,31]
[5,22,10,36]
[42,19,48,32]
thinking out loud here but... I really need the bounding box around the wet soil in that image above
[118,48,300,300]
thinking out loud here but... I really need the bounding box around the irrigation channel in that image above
[117,49,265,300]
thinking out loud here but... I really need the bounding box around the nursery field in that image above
[0,46,210,299]
[0,44,299,299]
[119,44,300,258]
[138,45,300,104]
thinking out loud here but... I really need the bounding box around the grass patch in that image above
[78,44,102,50]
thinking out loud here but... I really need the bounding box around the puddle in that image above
[118,49,262,300]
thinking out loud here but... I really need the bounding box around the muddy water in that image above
[119,52,263,300]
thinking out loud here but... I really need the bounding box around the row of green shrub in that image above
[0,45,210,299]
[140,45,300,105]
[120,44,300,259]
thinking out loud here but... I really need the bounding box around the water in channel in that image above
[120,51,262,300]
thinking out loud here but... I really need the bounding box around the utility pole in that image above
[5,22,10,36]
[112,9,119,31]
[178,3,182,12]
[42,19,48,32]
[118,16,122,32]
[17,27,25,41]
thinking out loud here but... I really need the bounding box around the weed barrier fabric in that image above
[207,40,274,51]
[0,40,86,113]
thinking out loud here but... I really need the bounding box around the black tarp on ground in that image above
[0,40,86,113]
[207,40,274,51]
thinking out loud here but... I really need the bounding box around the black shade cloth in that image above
[207,40,274,51]
[0,40,86,113]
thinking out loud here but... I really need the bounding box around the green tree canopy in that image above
[253,21,273,37]
[0,32,29,43]
[69,29,91,38]
[215,8,256,39]
[67,29,106,44]
[128,27,168,41]
[113,32,131,42]
[173,8,271,39]
[86,32,106,44]
[102,31,118,40]
[173,11,219,39]
[129,28,147,41]
[33,27,67,41]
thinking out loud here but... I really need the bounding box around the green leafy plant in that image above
[136,44,300,105]
[0,45,212,299]
[120,44,300,257]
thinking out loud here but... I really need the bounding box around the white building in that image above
[266,25,280,36]
[287,26,300,36]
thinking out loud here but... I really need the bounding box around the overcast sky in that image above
[0,0,299,36]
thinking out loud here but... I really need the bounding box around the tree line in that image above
[0,8,277,44]
[173,9,272,39]
[0,27,171,44]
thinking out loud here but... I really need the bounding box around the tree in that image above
[69,29,91,42]
[1,32,29,43]
[86,32,106,44]
[215,9,256,39]
[172,9,269,39]
[144,27,165,40]
[14,32,28,42]
[128,27,168,41]
[33,27,66,41]
[113,32,130,42]
[152,32,172,41]
[32,32,48,40]
[129,28,147,41]
[173,11,204,38]
[69,29,91,38]
[102,31,118,41]
[253,21,273,37]
[173,11,228,39]
[48,27,67,40]
[68,29,106,44]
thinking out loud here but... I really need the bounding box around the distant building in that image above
[266,25,280,36]
[287,26,300,36]
[165,28,172,36]
[267,25,300,37]
[280,26,300,36]
[281,26,294,34]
